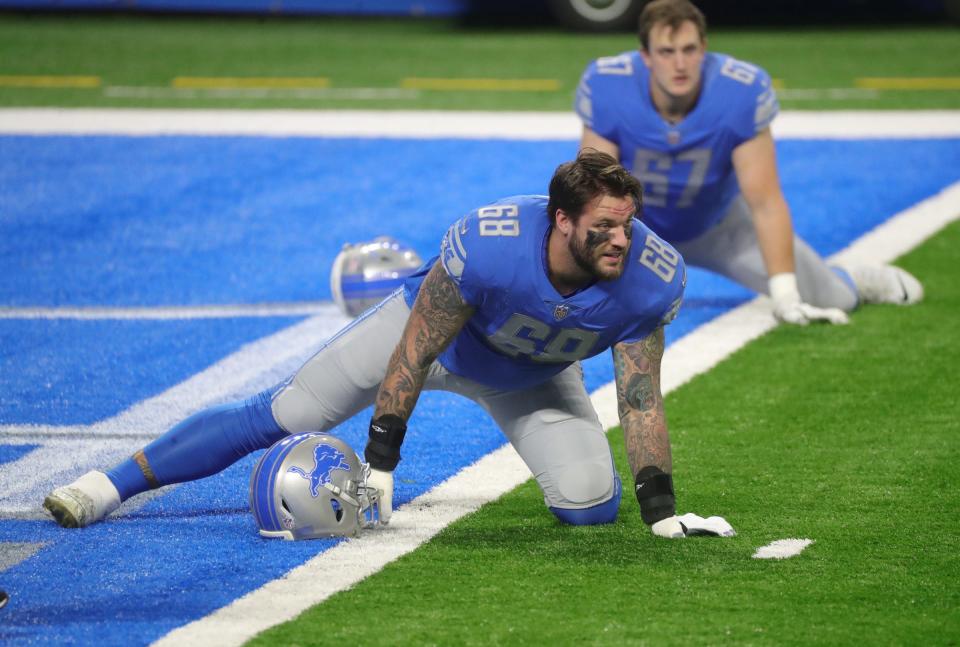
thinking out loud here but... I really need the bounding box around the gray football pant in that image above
[271,291,617,512]
[675,196,859,311]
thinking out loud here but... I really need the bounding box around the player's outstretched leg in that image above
[43,388,286,528]
[44,291,410,528]
[844,264,924,305]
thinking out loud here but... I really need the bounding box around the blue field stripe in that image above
[0,445,38,467]
[0,317,303,425]
[1,134,958,645]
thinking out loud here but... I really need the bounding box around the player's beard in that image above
[568,230,627,281]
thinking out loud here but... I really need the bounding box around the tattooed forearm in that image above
[374,262,473,422]
[625,374,655,411]
[622,406,672,475]
[613,328,672,475]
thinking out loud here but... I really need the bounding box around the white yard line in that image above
[155,179,960,647]
[2,108,960,139]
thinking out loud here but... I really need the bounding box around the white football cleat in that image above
[43,471,121,528]
[847,264,923,306]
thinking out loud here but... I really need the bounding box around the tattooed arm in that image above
[363,260,473,523]
[612,326,671,477]
[612,326,683,535]
[373,260,474,423]
[364,260,473,523]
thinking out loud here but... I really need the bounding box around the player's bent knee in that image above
[554,459,615,505]
[549,474,622,526]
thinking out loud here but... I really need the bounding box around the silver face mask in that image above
[330,236,423,317]
[250,432,381,540]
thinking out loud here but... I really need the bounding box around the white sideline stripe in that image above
[3,109,960,139]
[0,302,332,320]
[753,539,815,560]
[154,179,960,647]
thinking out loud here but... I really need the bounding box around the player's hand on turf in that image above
[651,513,737,538]
[367,468,394,525]
[769,272,849,326]
[773,301,849,326]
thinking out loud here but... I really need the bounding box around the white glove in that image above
[677,512,736,537]
[650,513,736,538]
[651,516,686,538]
[770,273,849,326]
[367,468,394,525]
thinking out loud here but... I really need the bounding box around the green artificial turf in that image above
[1,14,958,110]
[249,223,960,645]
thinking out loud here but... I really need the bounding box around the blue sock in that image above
[106,387,287,501]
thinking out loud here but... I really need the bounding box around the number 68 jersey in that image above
[402,195,686,391]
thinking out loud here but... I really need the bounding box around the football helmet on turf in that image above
[250,432,381,540]
[330,236,423,317]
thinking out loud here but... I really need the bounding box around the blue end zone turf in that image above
[1,134,958,645]
[0,444,39,466]
[0,317,302,424]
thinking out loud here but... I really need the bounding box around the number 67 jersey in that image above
[402,195,686,391]
[575,50,779,244]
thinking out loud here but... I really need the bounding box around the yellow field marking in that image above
[0,75,101,88]
[856,77,960,90]
[400,77,561,92]
[172,77,331,89]
[771,78,785,89]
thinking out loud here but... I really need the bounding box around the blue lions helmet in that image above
[250,432,380,540]
[330,236,423,317]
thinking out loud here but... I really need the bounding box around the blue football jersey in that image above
[404,195,685,390]
[575,51,779,243]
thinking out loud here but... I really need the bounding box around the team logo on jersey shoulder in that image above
[553,304,570,321]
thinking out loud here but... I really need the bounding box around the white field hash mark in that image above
[753,539,815,560]
[1,110,957,646]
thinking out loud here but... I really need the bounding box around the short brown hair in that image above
[548,149,642,225]
[638,0,707,51]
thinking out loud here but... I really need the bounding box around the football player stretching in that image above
[45,151,731,539]
[576,0,922,326]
